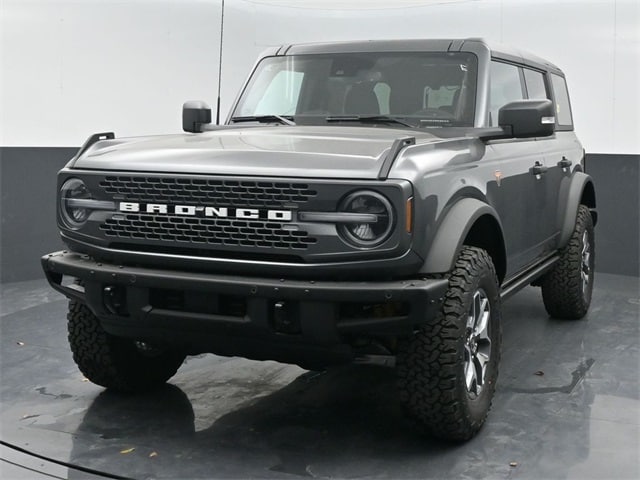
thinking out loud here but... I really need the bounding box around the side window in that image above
[254,70,304,115]
[523,69,548,100]
[550,74,573,127]
[489,61,525,126]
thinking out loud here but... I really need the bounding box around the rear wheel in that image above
[541,205,595,319]
[397,246,502,441]
[67,301,186,392]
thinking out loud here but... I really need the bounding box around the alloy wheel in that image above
[464,288,492,398]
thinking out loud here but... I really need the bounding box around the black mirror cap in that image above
[182,100,212,133]
[498,99,555,138]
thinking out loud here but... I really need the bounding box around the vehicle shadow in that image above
[69,364,454,479]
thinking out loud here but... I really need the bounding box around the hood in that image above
[72,126,450,180]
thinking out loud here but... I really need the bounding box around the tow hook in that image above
[272,301,301,334]
[103,286,127,315]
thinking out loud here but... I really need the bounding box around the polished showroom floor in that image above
[1,274,638,479]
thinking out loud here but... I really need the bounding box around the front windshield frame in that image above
[229,51,478,128]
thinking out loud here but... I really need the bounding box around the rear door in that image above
[541,73,584,248]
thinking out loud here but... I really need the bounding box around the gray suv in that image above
[42,38,596,441]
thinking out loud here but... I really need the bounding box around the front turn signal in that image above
[406,197,413,233]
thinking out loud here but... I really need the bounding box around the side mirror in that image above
[498,99,555,138]
[182,101,212,133]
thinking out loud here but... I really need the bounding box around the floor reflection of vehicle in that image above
[4,277,634,479]
[68,385,195,480]
[68,355,605,480]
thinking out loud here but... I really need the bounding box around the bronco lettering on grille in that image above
[118,202,292,221]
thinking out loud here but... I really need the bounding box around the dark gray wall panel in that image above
[586,153,639,277]
[0,149,638,282]
[1,147,77,283]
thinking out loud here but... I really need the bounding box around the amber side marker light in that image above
[406,197,414,233]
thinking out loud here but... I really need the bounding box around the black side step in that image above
[500,254,559,301]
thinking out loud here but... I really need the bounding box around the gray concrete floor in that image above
[1,274,638,479]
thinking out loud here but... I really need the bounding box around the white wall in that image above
[221,0,639,155]
[1,0,638,154]
[0,0,222,146]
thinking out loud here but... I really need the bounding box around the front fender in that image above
[420,198,504,275]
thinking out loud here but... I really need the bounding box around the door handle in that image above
[558,157,572,169]
[531,162,548,175]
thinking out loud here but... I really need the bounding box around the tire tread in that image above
[397,246,501,441]
[67,301,184,392]
[541,205,594,319]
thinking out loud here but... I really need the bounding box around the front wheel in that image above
[396,246,502,441]
[67,301,186,392]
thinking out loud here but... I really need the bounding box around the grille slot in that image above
[100,214,317,250]
[99,176,317,207]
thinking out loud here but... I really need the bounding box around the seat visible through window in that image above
[344,81,380,115]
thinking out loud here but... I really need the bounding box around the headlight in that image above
[60,178,92,229]
[338,191,394,247]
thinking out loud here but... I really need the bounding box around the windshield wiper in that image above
[325,115,416,128]
[230,115,296,126]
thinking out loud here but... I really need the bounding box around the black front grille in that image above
[97,176,320,252]
[75,173,407,263]
[100,214,317,250]
[99,176,317,207]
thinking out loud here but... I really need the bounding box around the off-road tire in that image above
[397,246,502,441]
[541,205,595,319]
[68,301,186,392]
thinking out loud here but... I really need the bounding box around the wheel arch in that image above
[420,198,506,284]
[581,179,597,222]
[559,173,597,247]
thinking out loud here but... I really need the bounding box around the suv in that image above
[42,38,596,441]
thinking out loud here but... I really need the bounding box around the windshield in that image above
[231,52,477,127]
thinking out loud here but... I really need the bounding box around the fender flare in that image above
[558,172,597,247]
[421,198,505,275]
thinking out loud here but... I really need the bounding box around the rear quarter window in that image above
[550,74,574,128]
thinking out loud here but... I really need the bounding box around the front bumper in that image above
[42,251,447,367]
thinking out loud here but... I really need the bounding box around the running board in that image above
[500,254,559,301]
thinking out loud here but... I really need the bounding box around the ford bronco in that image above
[42,38,596,440]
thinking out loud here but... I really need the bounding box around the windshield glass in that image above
[231,52,477,127]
